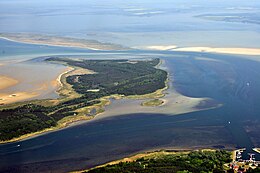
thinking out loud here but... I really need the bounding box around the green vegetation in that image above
[51,58,167,96]
[0,58,167,142]
[86,150,232,173]
[141,99,164,107]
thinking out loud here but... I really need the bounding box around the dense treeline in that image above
[0,104,56,140]
[50,58,167,96]
[0,58,167,141]
[87,150,232,173]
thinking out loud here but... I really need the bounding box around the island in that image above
[0,58,168,143]
[141,99,165,107]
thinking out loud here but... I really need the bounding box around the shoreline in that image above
[0,65,70,105]
[0,36,100,51]
[173,47,260,56]
[74,147,235,173]
[253,148,260,154]
[141,45,260,56]
[0,59,169,144]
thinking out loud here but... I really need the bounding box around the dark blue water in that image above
[0,51,259,172]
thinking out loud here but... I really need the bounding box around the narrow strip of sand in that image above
[0,34,128,51]
[144,45,178,50]
[142,45,260,56]
[173,47,260,56]
[0,36,101,51]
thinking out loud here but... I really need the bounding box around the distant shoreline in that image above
[142,45,260,56]
[0,33,128,51]
[0,36,100,51]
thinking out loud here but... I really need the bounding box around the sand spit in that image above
[0,33,128,51]
[142,45,260,56]
[95,90,216,121]
[145,45,178,50]
[173,47,260,56]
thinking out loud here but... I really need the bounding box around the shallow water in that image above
[0,38,96,100]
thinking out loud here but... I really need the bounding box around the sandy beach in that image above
[142,45,260,56]
[0,65,70,105]
[144,45,178,50]
[173,47,260,56]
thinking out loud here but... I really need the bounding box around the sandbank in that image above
[0,92,38,105]
[0,33,128,51]
[173,47,260,56]
[0,75,18,90]
[144,45,178,50]
[142,45,260,56]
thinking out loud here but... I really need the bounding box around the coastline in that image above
[73,148,234,173]
[173,47,260,56]
[253,148,260,154]
[141,45,260,56]
[0,65,70,105]
[0,59,169,144]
